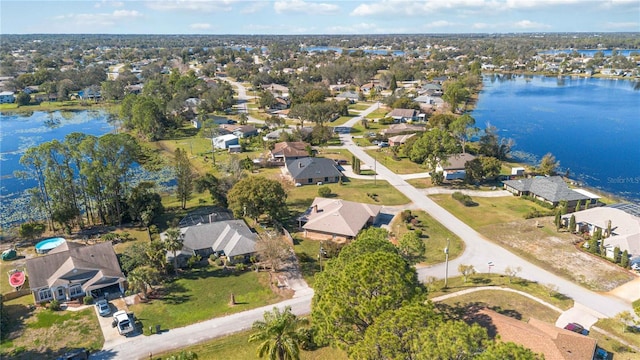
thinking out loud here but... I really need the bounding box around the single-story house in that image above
[470,308,598,360]
[270,142,310,163]
[418,83,443,96]
[360,82,382,94]
[167,219,258,265]
[185,97,202,111]
[388,133,416,146]
[335,91,360,103]
[78,88,101,100]
[436,153,477,180]
[262,83,290,98]
[25,242,126,303]
[503,176,597,208]
[414,95,445,109]
[125,83,143,94]
[285,157,342,185]
[220,124,258,138]
[298,197,381,241]
[386,108,421,123]
[213,134,239,149]
[562,205,640,259]
[262,127,313,141]
[381,123,426,136]
[0,91,16,104]
[23,85,39,94]
[269,97,290,111]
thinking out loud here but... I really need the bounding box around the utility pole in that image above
[444,238,450,288]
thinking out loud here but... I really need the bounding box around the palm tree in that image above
[127,266,159,300]
[164,228,184,275]
[249,306,309,360]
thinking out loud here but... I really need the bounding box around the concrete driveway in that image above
[95,298,135,349]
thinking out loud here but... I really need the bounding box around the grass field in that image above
[364,149,428,174]
[128,266,285,334]
[0,301,104,359]
[364,108,390,120]
[429,194,551,228]
[330,115,356,126]
[292,237,323,287]
[286,178,409,215]
[156,328,347,360]
[348,103,371,111]
[391,210,464,265]
[593,318,640,359]
[427,276,574,311]
[436,288,562,323]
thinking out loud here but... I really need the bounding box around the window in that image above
[56,287,65,299]
[38,288,52,301]
[308,178,313,183]
[69,285,83,297]
[324,177,328,182]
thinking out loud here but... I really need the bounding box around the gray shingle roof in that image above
[182,220,257,258]
[503,176,590,203]
[286,157,342,180]
[25,242,124,291]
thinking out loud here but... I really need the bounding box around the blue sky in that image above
[2,0,639,35]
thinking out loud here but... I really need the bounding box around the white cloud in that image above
[326,23,379,34]
[146,0,235,12]
[513,20,551,29]
[240,2,267,14]
[54,9,142,27]
[274,0,340,15]
[351,0,501,17]
[95,0,124,8]
[190,23,212,30]
[472,22,497,29]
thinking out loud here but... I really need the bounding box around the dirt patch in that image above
[480,217,634,292]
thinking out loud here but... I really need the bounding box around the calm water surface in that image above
[472,74,640,203]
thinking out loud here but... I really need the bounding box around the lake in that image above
[0,110,174,227]
[471,74,640,203]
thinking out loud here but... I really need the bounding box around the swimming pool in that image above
[35,237,66,254]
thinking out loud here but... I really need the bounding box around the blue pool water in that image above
[35,237,66,253]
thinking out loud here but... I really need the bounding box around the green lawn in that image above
[293,237,322,287]
[436,289,562,324]
[0,302,103,359]
[348,103,371,111]
[287,178,409,215]
[365,108,390,120]
[594,318,640,354]
[330,115,356,126]
[156,328,347,360]
[427,276,574,311]
[406,178,436,189]
[129,266,285,334]
[391,210,464,266]
[429,194,551,228]
[365,149,428,174]
[350,119,387,135]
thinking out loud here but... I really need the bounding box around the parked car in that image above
[564,322,589,335]
[594,348,610,359]
[113,310,134,336]
[378,142,389,148]
[95,299,110,316]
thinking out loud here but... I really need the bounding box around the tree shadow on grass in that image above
[180,266,242,280]
[471,277,492,285]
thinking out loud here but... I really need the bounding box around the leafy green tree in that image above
[398,231,426,264]
[615,311,635,333]
[391,97,420,110]
[0,294,10,337]
[613,246,621,263]
[429,113,457,130]
[16,91,31,106]
[442,80,470,112]
[249,306,309,360]
[317,186,331,198]
[127,182,163,227]
[569,214,576,234]
[336,228,396,263]
[464,158,484,184]
[18,222,46,241]
[538,152,560,176]
[479,125,513,160]
[164,228,184,275]
[175,148,194,209]
[458,264,476,283]
[227,176,288,221]
[431,171,444,186]
[409,128,458,170]
[554,211,562,231]
[480,156,502,180]
[195,173,227,206]
[621,250,629,268]
[258,90,277,109]
[312,248,422,349]
[415,320,488,360]
[477,342,542,360]
[350,302,441,359]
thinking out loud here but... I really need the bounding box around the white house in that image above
[436,153,477,180]
[0,91,15,104]
[212,134,239,149]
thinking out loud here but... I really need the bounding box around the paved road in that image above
[217,77,264,125]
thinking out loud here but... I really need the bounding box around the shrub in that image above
[216,258,225,267]
[400,210,413,223]
[236,263,246,271]
[452,191,477,207]
[83,295,94,305]
[49,299,61,311]
[318,186,332,198]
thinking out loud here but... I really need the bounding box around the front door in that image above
[56,287,65,300]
